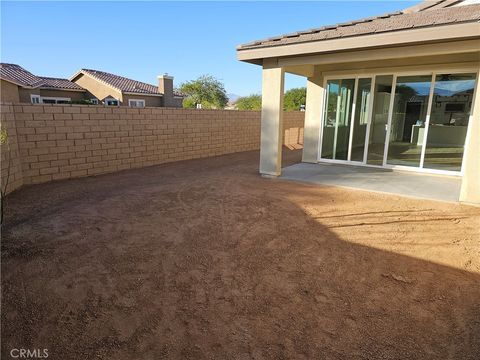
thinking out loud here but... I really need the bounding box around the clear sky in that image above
[1,1,417,97]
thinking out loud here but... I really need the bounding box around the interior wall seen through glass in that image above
[387,75,432,167]
[423,73,476,171]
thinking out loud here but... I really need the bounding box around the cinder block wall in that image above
[1,104,24,193]
[0,104,304,194]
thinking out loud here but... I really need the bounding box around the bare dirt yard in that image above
[2,149,480,359]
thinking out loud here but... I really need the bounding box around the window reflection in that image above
[423,73,476,171]
[387,75,432,167]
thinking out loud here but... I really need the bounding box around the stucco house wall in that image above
[122,93,163,107]
[0,80,20,103]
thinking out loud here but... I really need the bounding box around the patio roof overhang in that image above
[238,1,480,205]
[237,23,480,80]
[237,22,480,66]
[237,1,480,76]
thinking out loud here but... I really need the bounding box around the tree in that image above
[179,75,228,109]
[235,94,262,110]
[284,87,306,111]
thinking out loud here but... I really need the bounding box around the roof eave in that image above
[237,21,480,63]
[0,77,36,89]
[123,91,163,97]
[38,87,86,92]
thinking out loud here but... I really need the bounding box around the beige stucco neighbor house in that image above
[0,63,88,104]
[237,0,480,204]
[70,69,184,108]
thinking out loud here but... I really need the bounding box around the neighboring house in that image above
[70,69,184,108]
[237,0,480,204]
[0,63,88,104]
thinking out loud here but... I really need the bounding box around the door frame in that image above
[317,64,479,177]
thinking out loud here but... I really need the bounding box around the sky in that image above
[1,1,418,97]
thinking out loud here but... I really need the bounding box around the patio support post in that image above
[302,69,324,163]
[259,59,285,176]
[460,73,480,204]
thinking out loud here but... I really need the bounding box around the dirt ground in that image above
[2,149,480,360]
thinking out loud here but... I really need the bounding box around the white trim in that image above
[104,98,120,106]
[383,74,397,166]
[40,96,71,104]
[157,75,174,80]
[90,98,99,105]
[317,79,328,162]
[332,80,342,159]
[363,75,376,164]
[30,94,41,104]
[419,73,436,168]
[347,77,359,161]
[322,65,479,81]
[128,99,145,108]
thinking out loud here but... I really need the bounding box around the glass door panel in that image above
[335,79,355,160]
[387,75,432,167]
[321,80,339,159]
[321,79,355,160]
[367,75,393,165]
[350,78,371,162]
[423,73,477,171]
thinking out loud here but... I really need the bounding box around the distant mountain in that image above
[400,82,474,97]
[227,93,241,103]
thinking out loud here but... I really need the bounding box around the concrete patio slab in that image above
[281,162,462,203]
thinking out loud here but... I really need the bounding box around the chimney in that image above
[158,73,174,107]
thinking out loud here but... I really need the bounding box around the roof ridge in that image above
[82,68,159,89]
[38,75,72,80]
[78,68,166,96]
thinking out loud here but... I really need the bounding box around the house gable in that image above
[71,72,123,103]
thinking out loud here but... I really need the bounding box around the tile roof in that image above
[78,69,184,97]
[0,63,44,88]
[0,63,85,90]
[237,1,480,51]
[38,76,86,90]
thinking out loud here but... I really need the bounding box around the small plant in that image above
[1,128,11,226]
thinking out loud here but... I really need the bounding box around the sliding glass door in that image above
[366,75,393,166]
[423,73,476,172]
[321,79,355,160]
[350,78,372,162]
[387,75,432,167]
[319,71,477,174]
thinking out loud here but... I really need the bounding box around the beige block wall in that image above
[1,104,24,193]
[1,80,20,103]
[0,103,304,193]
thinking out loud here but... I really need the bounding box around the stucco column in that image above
[460,75,480,204]
[302,70,324,163]
[259,59,285,176]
